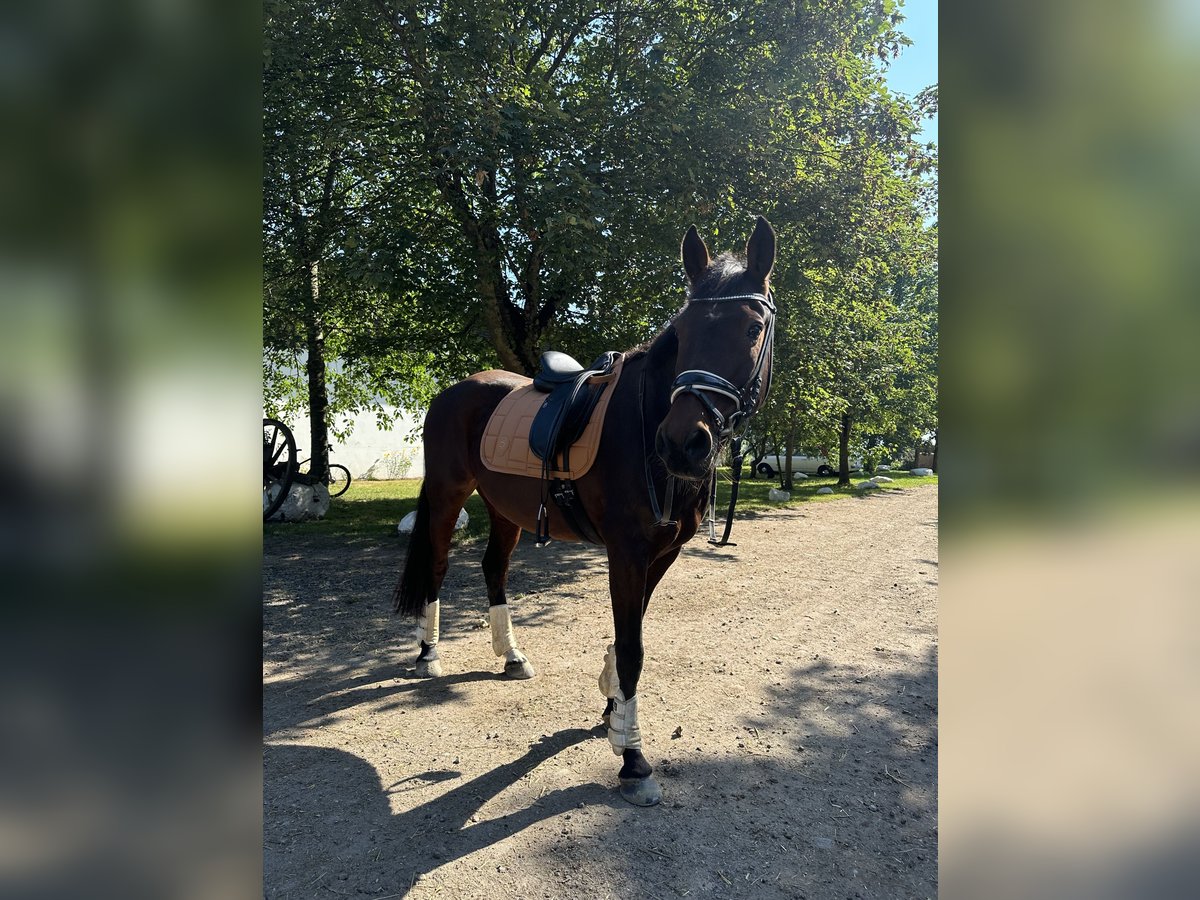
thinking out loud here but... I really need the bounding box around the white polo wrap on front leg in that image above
[607,688,642,755]
[416,600,440,646]
[598,642,619,698]
[489,604,526,662]
[598,644,641,753]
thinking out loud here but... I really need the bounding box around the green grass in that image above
[265,469,937,540]
[264,479,493,542]
[718,468,939,517]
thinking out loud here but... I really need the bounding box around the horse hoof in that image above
[619,775,662,807]
[413,658,442,678]
[503,659,536,680]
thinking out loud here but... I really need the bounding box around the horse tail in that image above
[394,485,435,617]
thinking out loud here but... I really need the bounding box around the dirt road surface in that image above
[264,484,937,899]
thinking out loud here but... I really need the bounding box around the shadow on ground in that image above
[265,727,620,897]
[265,649,936,898]
[264,518,937,898]
[263,531,609,735]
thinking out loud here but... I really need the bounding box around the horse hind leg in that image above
[397,477,475,678]
[482,502,535,680]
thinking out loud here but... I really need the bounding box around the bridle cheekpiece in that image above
[668,291,776,441]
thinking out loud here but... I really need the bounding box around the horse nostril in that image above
[655,428,669,459]
[683,428,712,464]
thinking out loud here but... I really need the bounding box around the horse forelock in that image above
[688,252,753,299]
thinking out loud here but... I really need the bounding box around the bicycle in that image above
[295,449,352,498]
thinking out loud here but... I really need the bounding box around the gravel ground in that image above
[264,484,938,899]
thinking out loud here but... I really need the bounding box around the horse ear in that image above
[746,216,776,284]
[681,225,710,284]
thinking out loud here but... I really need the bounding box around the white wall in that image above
[288,407,426,480]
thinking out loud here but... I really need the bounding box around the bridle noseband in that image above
[668,291,776,441]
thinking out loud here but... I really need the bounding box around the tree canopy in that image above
[263,0,937,469]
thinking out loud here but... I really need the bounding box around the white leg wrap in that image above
[489,604,525,661]
[416,600,440,646]
[600,644,641,754]
[607,689,642,755]
[598,642,619,698]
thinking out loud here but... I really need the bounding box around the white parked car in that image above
[754,454,862,478]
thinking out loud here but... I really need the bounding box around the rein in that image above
[639,368,677,529]
[644,290,776,546]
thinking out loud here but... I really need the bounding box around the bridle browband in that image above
[668,290,776,440]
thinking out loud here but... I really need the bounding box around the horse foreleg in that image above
[600,547,680,724]
[481,506,535,680]
[603,546,660,806]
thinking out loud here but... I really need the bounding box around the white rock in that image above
[911,467,933,476]
[398,507,469,534]
[870,475,893,483]
[767,488,791,502]
[793,472,808,479]
[268,482,330,522]
[856,481,880,490]
[816,487,834,495]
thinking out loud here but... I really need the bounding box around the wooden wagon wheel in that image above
[263,417,296,521]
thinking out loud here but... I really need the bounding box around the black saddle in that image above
[527,349,620,546]
[529,350,620,463]
[532,350,589,391]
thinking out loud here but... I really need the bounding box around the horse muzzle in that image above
[655,424,714,480]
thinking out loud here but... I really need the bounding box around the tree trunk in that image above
[430,165,530,374]
[478,269,528,374]
[782,424,796,491]
[305,260,330,484]
[837,413,851,486]
[766,435,782,482]
[748,430,767,480]
[913,436,922,469]
[931,428,938,473]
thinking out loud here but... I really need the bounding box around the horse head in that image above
[655,217,776,481]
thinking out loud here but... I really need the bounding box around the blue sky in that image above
[885,0,938,145]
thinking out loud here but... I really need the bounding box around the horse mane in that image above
[627,321,679,360]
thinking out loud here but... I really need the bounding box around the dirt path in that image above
[264,485,937,899]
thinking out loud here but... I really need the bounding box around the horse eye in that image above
[747,323,763,340]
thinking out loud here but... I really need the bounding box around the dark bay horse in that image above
[394,218,776,805]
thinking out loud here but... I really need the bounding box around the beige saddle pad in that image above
[480,355,625,479]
